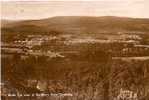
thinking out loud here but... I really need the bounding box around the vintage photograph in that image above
[1,0,149,100]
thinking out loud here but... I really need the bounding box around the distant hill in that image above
[1,16,149,35]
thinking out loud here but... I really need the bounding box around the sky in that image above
[1,0,149,20]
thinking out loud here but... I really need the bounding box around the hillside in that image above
[1,16,149,100]
[1,16,149,34]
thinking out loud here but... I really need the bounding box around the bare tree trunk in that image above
[103,80,109,100]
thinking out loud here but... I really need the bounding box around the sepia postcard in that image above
[1,0,149,100]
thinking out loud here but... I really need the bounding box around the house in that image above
[117,88,138,100]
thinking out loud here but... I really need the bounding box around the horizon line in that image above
[1,15,149,21]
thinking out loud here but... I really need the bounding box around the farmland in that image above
[1,16,149,100]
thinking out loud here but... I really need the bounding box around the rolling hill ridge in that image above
[1,16,149,34]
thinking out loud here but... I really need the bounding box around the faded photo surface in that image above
[1,1,149,100]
